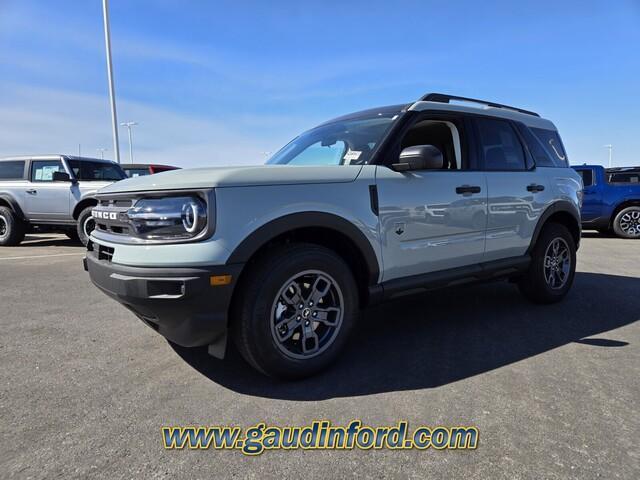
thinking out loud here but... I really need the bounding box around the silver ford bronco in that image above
[84,93,582,379]
[0,155,127,246]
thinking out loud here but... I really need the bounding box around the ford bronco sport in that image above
[0,155,127,246]
[84,93,582,379]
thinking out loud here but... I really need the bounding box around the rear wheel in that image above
[233,243,358,379]
[612,206,640,239]
[518,223,576,304]
[76,205,96,246]
[0,206,26,246]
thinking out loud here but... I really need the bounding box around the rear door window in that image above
[576,169,594,187]
[0,161,25,179]
[475,118,526,171]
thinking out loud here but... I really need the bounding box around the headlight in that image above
[126,195,207,240]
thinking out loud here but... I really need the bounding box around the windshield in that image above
[267,113,399,166]
[67,159,127,181]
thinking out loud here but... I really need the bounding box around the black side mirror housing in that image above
[392,145,444,172]
[52,171,72,182]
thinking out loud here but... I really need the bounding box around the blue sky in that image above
[0,0,639,167]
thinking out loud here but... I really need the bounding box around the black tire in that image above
[65,230,81,243]
[232,243,359,379]
[0,206,26,246]
[76,205,96,246]
[612,206,640,239]
[518,223,576,304]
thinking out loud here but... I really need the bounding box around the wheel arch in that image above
[528,201,581,252]
[72,197,98,219]
[0,193,27,221]
[227,212,381,305]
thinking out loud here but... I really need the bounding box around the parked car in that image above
[572,164,640,238]
[0,155,127,246]
[84,93,582,379]
[122,164,180,177]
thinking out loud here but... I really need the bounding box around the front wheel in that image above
[612,206,640,239]
[76,206,96,246]
[518,223,576,304]
[232,243,359,379]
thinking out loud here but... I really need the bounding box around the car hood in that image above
[98,165,364,193]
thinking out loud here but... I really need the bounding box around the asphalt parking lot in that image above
[1,233,638,479]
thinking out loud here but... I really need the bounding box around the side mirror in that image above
[52,171,72,182]
[392,145,443,172]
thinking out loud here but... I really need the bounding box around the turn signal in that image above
[210,275,232,286]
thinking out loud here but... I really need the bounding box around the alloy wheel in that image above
[270,270,344,360]
[543,237,571,290]
[619,210,640,237]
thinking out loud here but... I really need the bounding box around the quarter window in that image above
[31,160,64,182]
[531,128,568,167]
[608,171,639,183]
[0,161,25,179]
[476,118,526,171]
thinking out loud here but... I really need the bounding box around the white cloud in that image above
[0,83,302,167]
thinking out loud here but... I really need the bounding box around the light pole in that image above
[120,122,138,164]
[603,144,613,168]
[97,148,108,160]
[102,0,121,163]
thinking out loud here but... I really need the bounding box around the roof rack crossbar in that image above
[419,93,540,117]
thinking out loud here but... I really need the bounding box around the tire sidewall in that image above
[0,206,25,246]
[530,224,577,300]
[0,209,10,243]
[239,246,359,379]
[76,206,95,246]
[613,206,640,239]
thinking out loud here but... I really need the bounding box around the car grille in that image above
[93,197,134,236]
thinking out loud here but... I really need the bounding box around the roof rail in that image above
[419,93,540,117]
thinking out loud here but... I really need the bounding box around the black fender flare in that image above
[528,200,581,252]
[72,197,98,219]
[226,211,380,285]
[0,193,27,221]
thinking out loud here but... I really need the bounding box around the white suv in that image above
[0,155,127,246]
[84,93,582,379]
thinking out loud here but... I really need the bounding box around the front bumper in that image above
[84,247,243,354]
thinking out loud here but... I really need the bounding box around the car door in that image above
[25,158,72,222]
[375,114,487,282]
[574,168,602,222]
[475,118,555,261]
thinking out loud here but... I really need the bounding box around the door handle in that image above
[26,189,37,195]
[455,185,481,195]
[526,184,545,193]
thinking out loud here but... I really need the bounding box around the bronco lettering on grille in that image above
[92,210,118,220]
